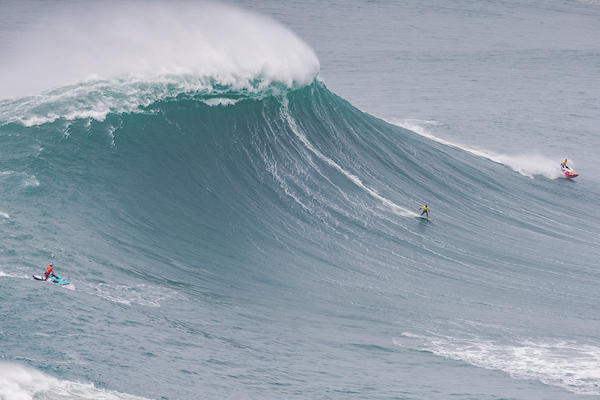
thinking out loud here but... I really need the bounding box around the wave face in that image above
[2,77,600,399]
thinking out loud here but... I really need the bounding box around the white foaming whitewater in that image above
[390,119,565,180]
[0,362,150,400]
[395,333,600,396]
[0,1,320,125]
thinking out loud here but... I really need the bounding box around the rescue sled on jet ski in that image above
[32,273,70,285]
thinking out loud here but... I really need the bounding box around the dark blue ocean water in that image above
[1,1,600,399]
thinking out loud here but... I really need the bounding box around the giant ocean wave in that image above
[3,74,600,395]
[2,2,600,399]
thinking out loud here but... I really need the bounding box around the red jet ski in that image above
[562,166,578,178]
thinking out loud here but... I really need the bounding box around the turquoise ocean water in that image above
[1,1,600,399]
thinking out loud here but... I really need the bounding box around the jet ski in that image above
[562,166,578,178]
[33,273,70,285]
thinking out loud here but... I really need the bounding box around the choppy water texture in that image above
[1,1,599,399]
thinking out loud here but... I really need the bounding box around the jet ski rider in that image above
[561,159,569,170]
[44,262,54,281]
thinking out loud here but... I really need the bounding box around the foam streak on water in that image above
[389,119,566,179]
[396,333,600,396]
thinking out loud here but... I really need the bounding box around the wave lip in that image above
[0,73,320,127]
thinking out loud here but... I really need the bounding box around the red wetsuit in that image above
[44,265,53,280]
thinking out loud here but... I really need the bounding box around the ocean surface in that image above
[1,1,600,399]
